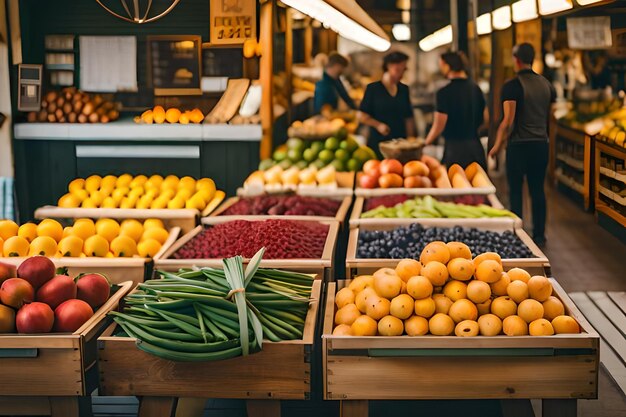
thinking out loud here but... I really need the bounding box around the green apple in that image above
[335,149,350,162]
[318,149,335,163]
[331,159,346,171]
[303,148,318,162]
[346,158,361,172]
[287,148,302,162]
[325,137,339,151]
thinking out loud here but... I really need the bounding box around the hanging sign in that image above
[567,16,612,50]
[210,0,256,45]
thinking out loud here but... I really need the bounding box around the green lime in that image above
[312,159,327,169]
[295,160,308,169]
[303,148,318,162]
[258,159,275,171]
[331,159,346,171]
[319,149,335,163]
[346,158,361,172]
[352,148,369,163]
[287,148,302,162]
[336,127,348,140]
[286,137,305,152]
[279,159,292,169]
[273,149,287,162]
[325,137,340,151]
[310,141,324,154]
[340,137,359,153]
[335,148,350,162]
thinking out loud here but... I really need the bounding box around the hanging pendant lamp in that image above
[95,0,181,24]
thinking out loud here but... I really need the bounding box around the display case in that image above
[594,139,626,242]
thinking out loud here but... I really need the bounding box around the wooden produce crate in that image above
[0,228,180,284]
[346,221,549,279]
[210,195,353,226]
[0,280,134,417]
[155,220,339,280]
[34,193,224,233]
[322,280,599,416]
[349,195,520,229]
[98,280,322,417]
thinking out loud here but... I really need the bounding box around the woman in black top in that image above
[424,52,487,169]
[359,51,416,157]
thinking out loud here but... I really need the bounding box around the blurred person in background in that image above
[314,52,356,114]
[358,51,416,157]
[424,51,487,170]
[489,43,556,246]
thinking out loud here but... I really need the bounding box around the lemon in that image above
[150,197,168,209]
[141,227,169,244]
[89,190,105,206]
[196,178,216,193]
[99,187,113,197]
[81,198,97,208]
[3,236,29,257]
[68,178,85,193]
[0,220,19,240]
[58,193,81,208]
[71,218,96,241]
[95,218,121,243]
[120,196,138,209]
[129,175,148,188]
[160,189,176,200]
[85,175,102,192]
[162,175,179,190]
[102,197,118,208]
[178,176,196,191]
[116,173,133,188]
[71,189,89,202]
[105,252,114,258]
[120,220,144,242]
[110,235,138,257]
[101,175,118,189]
[146,175,164,189]
[143,218,165,230]
[136,195,153,209]
[58,235,83,257]
[185,195,206,210]
[128,187,144,199]
[83,235,109,257]
[29,236,58,256]
[112,187,129,201]
[137,238,162,258]
[144,188,159,199]
[195,188,215,203]
[167,197,185,209]
[175,188,194,200]
[63,226,73,238]
[17,223,38,243]
[36,219,63,242]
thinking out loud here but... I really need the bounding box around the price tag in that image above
[210,0,256,45]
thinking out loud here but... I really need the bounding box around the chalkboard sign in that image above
[148,35,202,96]
[202,46,243,78]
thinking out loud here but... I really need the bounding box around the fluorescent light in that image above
[419,25,452,52]
[492,6,512,30]
[577,0,603,5]
[538,0,573,15]
[392,24,411,41]
[512,0,538,22]
[477,13,492,35]
[281,0,391,52]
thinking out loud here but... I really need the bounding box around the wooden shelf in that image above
[596,201,626,227]
[556,153,585,171]
[556,171,585,195]
[599,166,626,185]
[598,185,626,207]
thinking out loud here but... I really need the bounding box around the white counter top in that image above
[14,120,262,142]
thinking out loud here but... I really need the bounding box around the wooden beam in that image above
[259,0,275,160]
[285,8,294,124]
[304,17,312,66]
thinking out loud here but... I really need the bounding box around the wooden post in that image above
[304,18,313,66]
[340,400,369,417]
[259,0,275,160]
[285,8,294,124]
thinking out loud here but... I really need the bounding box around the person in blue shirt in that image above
[314,52,357,113]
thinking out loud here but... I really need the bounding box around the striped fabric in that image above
[0,177,15,221]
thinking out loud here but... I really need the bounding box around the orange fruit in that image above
[137,238,162,258]
[29,236,58,256]
[110,235,138,257]
[58,235,84,257]
[404,316,429,336]
[68,178,85,193]
[406,276,433,300]
[351,315,377,336]
[473,252,502,269]
[83,235,109,257]
[120,219,144,242]
[335,288,356,309]
[143,218,165,230]
[36,219,63,242]
[335,304,361,326]
[478,314,502,336]
[84,175,102,192]
[507,267,531,283]
[429,313,455,336]
[378,315,404,336]
[17,223,38,243]
[58,193,81,208]
[420,241,450,265]
[165,108,181,124]
[529,318,554,336]
[2,236,29,257]
[332,324,352,336]
[503,315,528,336]
[455,320,479,337]
[0,220,19,240]
[71,218,96,241]
[475,260,503,283]
[373,268,402,299]
[448,299,478,323]
[446,241,472,260]
[421,261,449,287]
[153,106,166,124]
[395,259,422,282]
[551,315,580,334]
[95,218,121,243]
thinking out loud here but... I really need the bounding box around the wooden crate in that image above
[346,221,549,278]
[0,280,134,417]
[33,193,224,233]
[155,220,339,280]
[97,280,322,414]
[323,279,599,402]
[349,195,520,228]
[209,195,353,226]
[0,228,180,284]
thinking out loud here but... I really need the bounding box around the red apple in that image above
[0,261,17,285]
[0,278,34,309]
[76,273,110,309]
[36,275,77,310]
[362,160,381,178]
[403,160,430,177]
[17,256,55,290]
[379,159,403,176]
[54,299,93,333]
[0,304,16,333]
[359,174,379,189]
[379,173,403,188]
[16,302,54,333]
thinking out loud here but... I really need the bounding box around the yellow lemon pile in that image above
[0,218,169,259]
[57,174,223,211]
[333,242,581,338]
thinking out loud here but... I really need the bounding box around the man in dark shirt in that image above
[314,52,356,113]
[489,43,556,245]
[358,51,416,156]
[425,51,487,169]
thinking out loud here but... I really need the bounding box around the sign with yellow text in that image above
[210,0,256,45]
